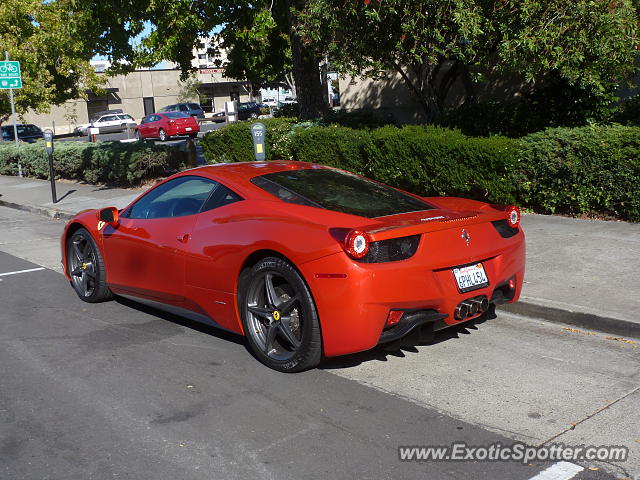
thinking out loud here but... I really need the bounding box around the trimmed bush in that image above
[515,125,640,221]
[0,140,188,187]
[291,125,517,203]
[200,117,298,163]
[201,120,640,221]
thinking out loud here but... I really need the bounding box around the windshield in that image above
[251,168,434,218]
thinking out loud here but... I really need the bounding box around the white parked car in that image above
[75,113,137,136]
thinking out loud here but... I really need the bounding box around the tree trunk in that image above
[287,0,328,120]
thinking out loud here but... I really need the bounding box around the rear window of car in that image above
[187,103,201,110]
[163,112,190,119]
[251,168,434,218]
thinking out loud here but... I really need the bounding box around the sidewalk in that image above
[1,174,639,338]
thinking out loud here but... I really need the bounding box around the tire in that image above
[250,112,258,119]
[239,257,322,372]
[66,227,112,303]
[158,128,167,142]
[135,130,142,141]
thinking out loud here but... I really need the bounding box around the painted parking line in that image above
[528,462,584,480]
[0,267,46,277]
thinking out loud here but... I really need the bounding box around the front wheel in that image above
[135,130,142,141]
[158,128,167,142]
[67,228,112,302]
[239,257,322,372]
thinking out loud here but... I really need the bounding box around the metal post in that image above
[43,129,56,203]
[5,51,22,177]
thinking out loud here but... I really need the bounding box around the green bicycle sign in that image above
[0,61,22,89]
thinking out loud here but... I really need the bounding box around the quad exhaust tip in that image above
[454,296,490,320]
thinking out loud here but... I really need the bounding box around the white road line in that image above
[0,267,46,277]
[528,462,584,480]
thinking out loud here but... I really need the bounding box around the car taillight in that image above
[344,230,370,259]
[506,205,520,228]
[330,229,420,262]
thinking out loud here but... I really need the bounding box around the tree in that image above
[72,0,329,119]
[297,0,640,121]
[0,0,102,126]
[176,74,202,104]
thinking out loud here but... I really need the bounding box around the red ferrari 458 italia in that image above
[61,162,525,372]
[135,111,200,141]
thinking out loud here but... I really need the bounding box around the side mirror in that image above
[98,206,119,227]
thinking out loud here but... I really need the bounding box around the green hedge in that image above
[515,125,640,221]
[0,140,188,186]
[200,121,640,221]
[200,117,299,163]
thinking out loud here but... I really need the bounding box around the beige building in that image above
[23,67,252,135]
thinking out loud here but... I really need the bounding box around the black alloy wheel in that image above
[240,257,322,372]
[67,228,112,302]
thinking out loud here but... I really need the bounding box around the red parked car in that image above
[135,111,200,141]
[60,162,525,372]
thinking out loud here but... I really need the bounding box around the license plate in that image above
[452,263,489,293]
[185,127,192,131]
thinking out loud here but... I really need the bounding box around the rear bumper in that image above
[299,230,525,357]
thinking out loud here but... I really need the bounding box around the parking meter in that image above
[43,129,57,203]
[251,123,266,161]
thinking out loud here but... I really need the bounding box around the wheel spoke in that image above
[82,241,91,259]
[81,272,88,294]
[264,323,278,354]
[248,305,271,321]
[71,266,83,276]
[73,240,83,261]
[264,273,281,307]
[278,320,301,349]
[279,296,298,314]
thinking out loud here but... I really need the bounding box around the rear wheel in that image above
[240,257,322,372]
[67,228,112,302]
[158,128,167,142]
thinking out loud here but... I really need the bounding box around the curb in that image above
[498,301,640,339]
[0,199,74,221]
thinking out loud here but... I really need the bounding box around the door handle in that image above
[177,233,190,243]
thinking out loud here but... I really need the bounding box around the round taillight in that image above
[345,230,370,259]
[507,206,520,228]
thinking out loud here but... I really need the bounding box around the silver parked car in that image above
[75,113,137,136]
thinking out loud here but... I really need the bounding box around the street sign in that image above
[0,61,22,89]
[251,122,266,161]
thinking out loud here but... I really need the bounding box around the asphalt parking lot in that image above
[0,207,637,480]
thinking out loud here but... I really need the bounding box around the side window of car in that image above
[201,183,243,212]
[125,176,218,219]
[179,105,188,112]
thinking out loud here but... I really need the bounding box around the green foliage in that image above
[440,77,621,137]
[0,0,103,123]
[176,74,202,104]
[291,125,517,203]
[202,121,640,221]
[0,141,187,186]
[200,117,299,163]
[515,125,640,221]
[298,0,640,121]
[609,94,640,125]
[320,109,396,129]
